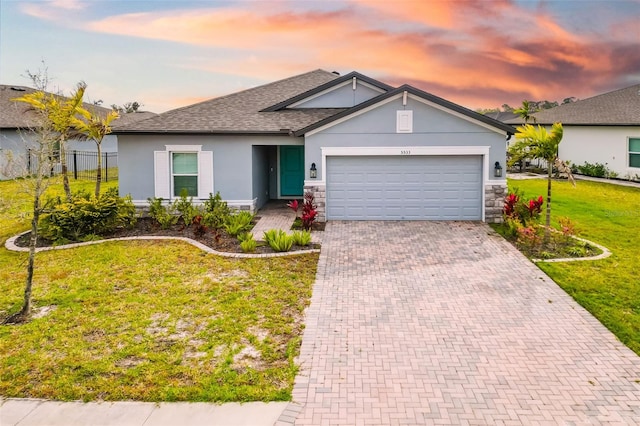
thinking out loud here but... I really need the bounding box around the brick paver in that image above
[278,221,640,425]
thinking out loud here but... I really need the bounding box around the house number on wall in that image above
[400,150,411,155]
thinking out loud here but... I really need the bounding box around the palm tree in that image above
[508,123,575,243]
[71,108,119,197]
[514,100,537,124]
[13,82,88,201]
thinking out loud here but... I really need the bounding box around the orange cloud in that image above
[21,0,638,111]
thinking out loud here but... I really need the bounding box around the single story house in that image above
[113,70,515,222]
[507,83,640,180]
[0,84,155,180]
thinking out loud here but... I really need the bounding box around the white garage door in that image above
[326,155,482,220]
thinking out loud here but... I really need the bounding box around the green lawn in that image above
[507,178,640,355]
[0,178,318,402]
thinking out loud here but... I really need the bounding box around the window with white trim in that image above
[154,146,213,199]
[172,152,198,196]
[629,138,640,168]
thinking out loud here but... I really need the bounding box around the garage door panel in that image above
[327,155,482,220]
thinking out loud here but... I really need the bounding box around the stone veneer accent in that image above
[303,184,327,222]
[307,182,506,223]
[485,183,507,223]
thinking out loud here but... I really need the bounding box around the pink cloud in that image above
[21,1,638,110]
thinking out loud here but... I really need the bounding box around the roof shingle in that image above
[506,84,640,125]
[0,84,151,129]
[114,69,343,134]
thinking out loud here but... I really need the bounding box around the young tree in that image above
[71,108,119,197]
[508,123,575,243]
[15,82,88,201]
[1,103,59,323]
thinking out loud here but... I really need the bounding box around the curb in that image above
[532,235,611,263]
[4,232,320,259]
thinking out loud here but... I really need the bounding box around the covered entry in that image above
[326,155,482,220]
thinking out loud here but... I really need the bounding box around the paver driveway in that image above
[277,222,640,425]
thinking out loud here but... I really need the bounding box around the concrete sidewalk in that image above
[0,398,287,426]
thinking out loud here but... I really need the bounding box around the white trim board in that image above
[319,146,492,221]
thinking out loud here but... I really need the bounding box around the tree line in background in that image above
[477,97,578,115]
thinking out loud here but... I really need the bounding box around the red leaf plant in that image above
[503,193,520,217]
[527,196,544,217]
[301,192,318,231]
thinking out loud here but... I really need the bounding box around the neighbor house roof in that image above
[506,83,640,126]
[0,84,150,129]
[114,69,514,136]
[114,69,344,134]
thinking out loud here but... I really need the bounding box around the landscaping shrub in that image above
[264,229,294,252]
[238,232,257,253]
[263,229,279,246]
[224,211,254,236]
[202,192,231,229]
[173,189,202,226]
[291,230,312,246]
[572,161,616,178]
[287,192,318,231]
[40,188,137,243]
[503,190,543,225]
[147,197,179,229]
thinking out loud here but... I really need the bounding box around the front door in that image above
[280,146,304,196]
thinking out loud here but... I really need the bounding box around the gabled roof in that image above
[507,83,640,126]
[114,69,344,134]
[260,71,394,112]
[0,84,150,130]
[294,84,516,136]
[113,69,514,136]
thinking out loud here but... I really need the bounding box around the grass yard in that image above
[507,178,640,356]
[0,178,319,402]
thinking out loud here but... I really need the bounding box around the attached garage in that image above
[326,155,482,220]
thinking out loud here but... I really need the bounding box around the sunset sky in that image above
[1,0,639,113]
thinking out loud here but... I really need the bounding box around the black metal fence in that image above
[28,149,118,181]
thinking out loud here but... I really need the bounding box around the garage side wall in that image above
[303,97,508,222]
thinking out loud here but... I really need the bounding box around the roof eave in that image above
[112,129,298,136]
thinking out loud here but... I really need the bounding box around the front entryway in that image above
[326,155,482,220]
[280,146,304,196]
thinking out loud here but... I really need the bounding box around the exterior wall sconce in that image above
[310,163,317,179]
[494,161,503,178]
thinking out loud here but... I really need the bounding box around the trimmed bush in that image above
[40,188,136,243]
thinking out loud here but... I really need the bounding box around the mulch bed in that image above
[14,217,321,254]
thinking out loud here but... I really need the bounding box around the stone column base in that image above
[485,183,507,223]
[303,184,326,222]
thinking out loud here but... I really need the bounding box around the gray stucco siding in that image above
[294,81,384,108]
[118,134,299,204]
[303,97,508,182]
[1,130,118,180]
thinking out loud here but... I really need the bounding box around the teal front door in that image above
[280,146,304,196]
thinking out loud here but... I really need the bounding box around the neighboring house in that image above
[0,84,155,180]
[484,111,519,122]
[506,84,640,179]
[113,70,515,222]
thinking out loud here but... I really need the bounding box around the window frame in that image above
[629,137,640,169]
[171,151,199,197]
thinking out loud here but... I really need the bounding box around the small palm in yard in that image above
[508,122,575,244]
